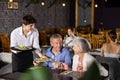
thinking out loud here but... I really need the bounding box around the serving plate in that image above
[95,48,101,52]
[15,46,32,50]
[35,57,49,62]
[11,46,35,52]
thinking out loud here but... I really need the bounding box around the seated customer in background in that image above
[34,34,72,70]
[63,28,78,48]
[100,30,120,58]
[71,37,108,77]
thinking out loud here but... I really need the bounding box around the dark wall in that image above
[102,8,120,30]
[69,0,75,27]
[94,0,120,32]
[0,0,75,34]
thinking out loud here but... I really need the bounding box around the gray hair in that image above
[73,37,91,53]
[50,34,62,42]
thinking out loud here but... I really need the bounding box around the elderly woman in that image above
[72,37,108,77]
[100,30,120,58]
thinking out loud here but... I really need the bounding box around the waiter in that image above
[10,14,43,72]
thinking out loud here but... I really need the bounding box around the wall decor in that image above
[8,2,18,9]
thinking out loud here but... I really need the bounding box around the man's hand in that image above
[61,62,69,70]
[52,62,70,70]
[52,61,59,68]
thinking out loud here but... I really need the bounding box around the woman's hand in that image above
[61,62,70,70]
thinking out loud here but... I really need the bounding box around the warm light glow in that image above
[105,0,107,2]
[8,2,18,9]
[95,4,98,8]
[41,1,45,6]
[9,0,13,2]
[62,3,66,7]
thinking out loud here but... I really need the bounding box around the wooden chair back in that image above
[78,33,92,43]
[39,30,49,46]
[91,34,105,49]
[0,34,11,52]
[116,32,120,43]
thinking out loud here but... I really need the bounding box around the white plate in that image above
[95,48,101,51]
[35,57,49,62]
[60,71,73,75]
[15,46,32,50]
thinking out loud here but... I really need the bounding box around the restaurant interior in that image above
[0,0,120,80]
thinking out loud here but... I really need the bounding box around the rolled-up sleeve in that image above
[33,29,41,53]
[10,31,17,47]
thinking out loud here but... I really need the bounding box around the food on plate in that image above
[35,57,49,62]
[17,46,28,50]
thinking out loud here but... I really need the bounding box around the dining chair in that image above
[78,33,92,43]
[59,28,68,38]
[0,34,3,52]
[116,28,120,44]
[0,34,11,52]
[91,34,105,49]
[96,56,120,80]
[39,30,49,46]
[116,32,120,43]
[103,29,111,43]
[116,28,120,32]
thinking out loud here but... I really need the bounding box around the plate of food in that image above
[95,48,101,52]
[35,57,49,63]
[15,46,32,50]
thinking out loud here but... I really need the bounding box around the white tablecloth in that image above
[0,52,12,63]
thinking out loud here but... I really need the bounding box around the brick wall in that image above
[0,0,72,34]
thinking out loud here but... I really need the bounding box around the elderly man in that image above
[34,34,72,70]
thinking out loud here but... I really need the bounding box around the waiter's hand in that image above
[33,58,45,66]
[33,59,39,66]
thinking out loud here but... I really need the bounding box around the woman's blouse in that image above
[72,53,108,77]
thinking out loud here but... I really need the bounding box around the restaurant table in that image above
[11,47,35,72]
[88,50,100,58]
[0,69,81,80]
[96,56,120,80]
[89,50,120,80]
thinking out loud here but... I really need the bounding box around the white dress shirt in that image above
[65,36,78,47]
[10,26,41,53]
